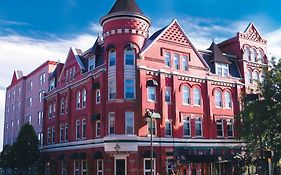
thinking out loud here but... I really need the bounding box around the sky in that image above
[1,0,281,151]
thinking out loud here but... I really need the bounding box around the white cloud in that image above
[265,28,281,59]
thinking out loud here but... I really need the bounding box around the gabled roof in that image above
[10,70,23,85]
[208,42,231,64]
[71,47,85,70]
[244,23,262,37]
[141,19,210,69]
[108,0,143,15]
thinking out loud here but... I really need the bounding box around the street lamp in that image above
[146,109,161,175]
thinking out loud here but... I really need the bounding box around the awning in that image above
[143,150,157,158]
[92,113,101,121]
[146,80,158,87]
[92,82,100,89]
[93,151,103,159]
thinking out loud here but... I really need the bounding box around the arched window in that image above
[253,71,259,82]
[257,50,263,63]
[108,49,116,67]
[193,87,201,105]
[60,98,65,114]
[76,91,81,109]
[215,90,222,108]
[82,89,86,108]
[247,69,253,84]
[251,48,256,62]
[225,91,232,108]
[260,71,265,82]
[124,48,135,66]
[244,47,250,61]
[182,86,190,105]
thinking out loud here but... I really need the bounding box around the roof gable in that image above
[10,70,23,85]
[141,19,209,69]
[240,23,266,43]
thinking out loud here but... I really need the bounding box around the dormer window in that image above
[88,57,95,71]
[49,78,55,91]
[215,63,229,77]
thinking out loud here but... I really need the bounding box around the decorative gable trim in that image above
[238,23,267,44]
[140,19,210,70]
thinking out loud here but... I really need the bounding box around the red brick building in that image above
[42,0,268,174]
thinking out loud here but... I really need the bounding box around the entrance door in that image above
[115,159,126,175]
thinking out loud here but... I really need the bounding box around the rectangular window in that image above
[76,120,80,140]
[148,120,156,136]
[182,55,189,71]
[147,87,156,102]
[62,160,67,175]
[81,160,87,175]
[60,124,64,142]
[39,73,46,85]
[49,79,55,90]
[96,90,101,104]
[27,97,32,107]
[165,87,171,103]
[38,111,43,125]
[164,52,171,67]
[165,121,172,136]
[28,115,32,124]
[74,160,80,175]
[166,159,173,175]
[144,158,156,175]
[227,119,234,137]
[53,104,56,117]
[88,57,95,70]
[47,127,51,144]
[216,63,229,77]
[39,91,45,103]
[216,119,224,137]
[195,117,202,137]
[124,79,135,99]
[48,105,52,118]
[183,117,190,137]
[108,113,115,135]
[108,80,116,100]
[97,160,103,175]
[125,112,134,135]
[51,126,55,143]
[65,123,68,141]
[96,121,101,137]
[29,81,33,91]
[82,119,86,139]
[173,53,180,69]
[125,48,135,65]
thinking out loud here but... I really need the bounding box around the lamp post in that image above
[146,109,161,175]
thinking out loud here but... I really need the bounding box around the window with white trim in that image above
[251,48,257,62]
[124,79,135,99]
[257,50,263,63]
[76,91,81,109]
[61,98,65,114]
[39,73,46,85]
[183,117,191,137]
[28,115,32,124]
[165,87,171,103]
[124,48,135,66]
[225,91,232,108]
[51,126,55,143]
[193,87,201,105]
[182,86,190,105]
[65,123,68,141]
[182,55,188,71]
[88,57,95,70]
[108,80,116,100]
[147,86,156,102]
[47,127,51,144]
[195,117,202,137]
[72,66,76,80]
[82,89,86,108]
[125,112,134,135]
[216,119,224,137]
[165,121,172,137]
[29,81,33,91]
[215,63,229,77]
[82,119,86,139]
[74,160,80,175]
[39,90,44,103]
[164,52,171,67]
[65,98,68,113]
[60,124,64,142]
[109,49,116,67]
[38,111,43,125]
[247,69,253,84]
[96,121,101,137]
[62,160,67,175]
[173,53,180,69]
[108,113,115,135]
[53,103,56,117]
[97,160,103,175]
[76,120,80,140]
[144,158,156,175]
[244,47,250,61]
[27,97,33,107]
[227,119,234,137]
[215,90,222,108]
[81,160,87,175]
[96,89,101,104]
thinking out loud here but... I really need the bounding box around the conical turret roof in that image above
[108,0,143,15]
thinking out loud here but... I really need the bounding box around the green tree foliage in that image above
[238,60,281,166]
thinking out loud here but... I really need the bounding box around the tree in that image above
[0,144,17,174]
[238,60,281,172]
[13,123,40,175]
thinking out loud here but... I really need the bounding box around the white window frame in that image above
[97,160,103,175]
[74,160,80,175]
[182,55,189,71]
[193,87,201,106]
[195,117,203,137]
[144,158,156,175]
[215,90,223,108]
[164,52,171,68]
[227,119,234,137]
[108,112,115,135]
[173,53,180,69]
[65,123,68,141]
[96,120,101,137]
[215,63,229,77]
[76,120,80,140]
[51,126,55,143]
[47,127,51,144]
[124,79,135,99]
[125,112,134,135]
[244,47,250,61]
[82,119,86,139]
[81,160,87,175]
[147,86,156,102]
[61,98,65,114]
[182,86,190,105]
[82,89,87,108]
[109,49,116,67]
[216,119,224,138]
[165,87,171,103]
[88,57,95,70]
[225,91,232,109]
[60,124,64,142]
[183,117,191,137]
[76,91,81,109]
[247,69,253,84]
[165,121,172,137]
[108,80,116,100]
[124,48,135,66]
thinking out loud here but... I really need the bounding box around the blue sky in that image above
[1,0,281,151]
